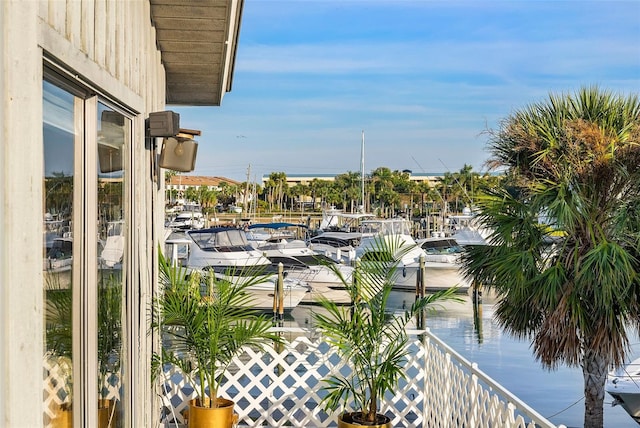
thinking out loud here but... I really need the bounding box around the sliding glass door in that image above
[43,74,130,428]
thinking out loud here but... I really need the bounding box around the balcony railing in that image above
[155,327,562,428]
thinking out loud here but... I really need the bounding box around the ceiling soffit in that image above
[149,0,244,106]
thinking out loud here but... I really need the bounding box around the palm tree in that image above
[370,167,397,217]
[264,172,287,211]
[334,171,362,213]
[197,186,218,216]
[461,86,640,428]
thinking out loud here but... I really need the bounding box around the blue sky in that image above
[171,0,640,183]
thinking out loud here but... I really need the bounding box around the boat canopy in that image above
[187,228,253,252]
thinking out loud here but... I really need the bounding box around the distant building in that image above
[167,175,240,195]
[262,172,446,187]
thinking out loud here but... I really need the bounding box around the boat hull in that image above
[247,280,309,311]
[388,262,469,292]
[606,357,640,424]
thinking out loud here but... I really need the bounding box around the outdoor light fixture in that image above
[158,129,200,172]
[146,111,201,173]
[147,111,180,137]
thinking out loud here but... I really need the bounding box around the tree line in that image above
[166,165,505,218]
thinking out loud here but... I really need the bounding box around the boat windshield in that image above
[420,238,462,254]
[360,219,412,236]
[189,229,253,252]
[295,254,337,266]
[309,234,360,249]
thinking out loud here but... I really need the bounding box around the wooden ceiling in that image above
[149,0,244,106]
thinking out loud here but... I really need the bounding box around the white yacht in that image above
[356,218,468,292]
[164,227,309,311]
[167,211,205,230]
[447,208,491,246]
[247,223,353,304]
[606,357,640,424]
[415,236,470,292]
[245,222,306,249]
[307,231,362,264]
[306,208,375,264]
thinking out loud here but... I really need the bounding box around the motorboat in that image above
[356,218,468,292]
[245,222,307,249]
[316,207,375,233]
[246,223,353,304]
[306,208,376,263]
[164,227,309,311]
[355,218,423,291]
[415,236,471,292]
[44,234,108,289]
[307,231,362,264]
[254,233,353,284]
[167,211,205,230]
[606,357,640,424]
[447,209,491,246]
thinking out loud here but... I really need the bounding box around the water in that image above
[289,290,637,428]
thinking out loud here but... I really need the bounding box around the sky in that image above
[170,0,640,183]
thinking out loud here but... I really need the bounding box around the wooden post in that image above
[417,254,426,329]
[472,280,484,342]
[272,269,278,324]
[278,262,284,324]
[351,260,360,319]
[472,280,483,305]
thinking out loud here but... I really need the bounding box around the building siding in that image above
[2,1,168,426]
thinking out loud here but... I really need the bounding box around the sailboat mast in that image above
[360,130,365,213]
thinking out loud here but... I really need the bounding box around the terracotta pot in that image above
[187,398,238,428]
[337,411,392,428]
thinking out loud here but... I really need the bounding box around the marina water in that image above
[290,290,637,428]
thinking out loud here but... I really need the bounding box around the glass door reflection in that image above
[43,80,77,428]
[97,104,128,427]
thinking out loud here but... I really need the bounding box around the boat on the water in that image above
[306,208,375,264]
[44,236,73,271]
[415,236,470,292]
[307,231,362,264]
[316,207,375,233]
[246,222,353,304]
[357,218,469,292]
[245,222,308,249]
[606,357,640,424]
[447,208,491,246]
[167,211,205,230]
[164,227,309,311]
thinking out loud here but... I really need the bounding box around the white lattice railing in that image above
[157,327,562,428]
[43,354,122,428]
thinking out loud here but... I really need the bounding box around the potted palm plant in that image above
[97,274,122,428]
[152,250,282,428]
[314,235,461,427]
